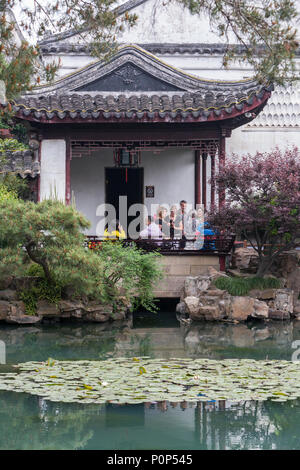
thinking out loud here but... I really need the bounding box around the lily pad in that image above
[0,357,299,404]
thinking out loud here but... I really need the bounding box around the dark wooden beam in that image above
[202,153,207,209]
[37,140,41,202]
[219,132,226,207]
[195,150,201,207]
[210,152,215,208]
[37,124,221,142]
[65,137,71,205]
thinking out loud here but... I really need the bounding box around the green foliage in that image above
[0,198,106,298]
[0,118,10,129]
[0,173,30,200]
[95,241,163,312]
[0,199,162,309]
[11,123,28,145]
[0,138,28,152]
[19,268,62,316]
[2,357,300,404]
[0,138,30,200]
[177,0,298,85]
[0,182,17,202]
[214,276,280,296]
[26,263,44,277]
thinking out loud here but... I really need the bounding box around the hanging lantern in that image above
[114,149,140,167]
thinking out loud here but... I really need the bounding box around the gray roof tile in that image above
[0,150,40,178]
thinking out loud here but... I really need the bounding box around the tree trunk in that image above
[25,242,53,284]
[256,256,275,277]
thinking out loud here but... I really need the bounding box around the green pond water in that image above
[0,311,300,450]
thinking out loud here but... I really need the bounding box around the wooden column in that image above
[210,151,215,208]
[65,138,71,205]
[37,138,42,202]
[202,153,207,209]
[195,150,201,207]
[219,255,226,272]
[218,133,226,207]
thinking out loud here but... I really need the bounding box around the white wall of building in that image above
[142,148,195,212]
[42,51,253,81]
[70,149,112,233]
[227,128,300,156]
[40,140,66,201]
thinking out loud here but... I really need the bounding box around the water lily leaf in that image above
[47,358,56,367]
[1,358,300,405]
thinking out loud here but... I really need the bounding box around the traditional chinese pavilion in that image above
[1,1,278,291]
[7,40,272,234]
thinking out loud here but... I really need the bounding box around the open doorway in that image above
[105,168,144,233]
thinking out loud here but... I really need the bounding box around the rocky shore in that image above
[176,249,300,323]
[0,276,128,325]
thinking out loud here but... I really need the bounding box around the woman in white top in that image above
[140,216,163,239]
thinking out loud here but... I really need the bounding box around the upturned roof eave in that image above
[10,89,272,126]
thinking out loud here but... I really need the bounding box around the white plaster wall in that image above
[40,140,66,202]
[47,0,226,47]
[42,54,96,78]
[142,149,195,214]
[42,51,253,81]
[40,0,300,81]
[70,149,112,234]
[227,128,300,156]
[70,148,195,234]
[118,0,223,44]
[42,0,300,48]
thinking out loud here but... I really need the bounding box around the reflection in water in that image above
[0,315,299,363]
[0,392,300,450]
[1,313,300,449]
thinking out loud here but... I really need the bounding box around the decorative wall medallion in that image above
[114,64,143,86]
[146,185,155,198]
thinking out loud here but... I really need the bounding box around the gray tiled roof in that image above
[12,86,272,121]
[10,46,273,123]
[0,150,40,178]
[39,42,300,57]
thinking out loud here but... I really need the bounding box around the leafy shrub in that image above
[0,198,105,297]
[95,241,163,312]
[214,276,281,296]
[0,199,163,312]
[1,174,30,200]
[20,264,63,315]
[208,148,300,276]
[0,119,10,129]
[26,263,45,277]
[0,183,17,202]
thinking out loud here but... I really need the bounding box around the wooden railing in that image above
[86,235,236,254]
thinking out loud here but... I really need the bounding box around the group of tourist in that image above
[103,200,216,250]
[140,200,204,239]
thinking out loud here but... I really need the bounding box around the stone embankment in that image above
[176,248,300,323]
[0,277,127,325]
